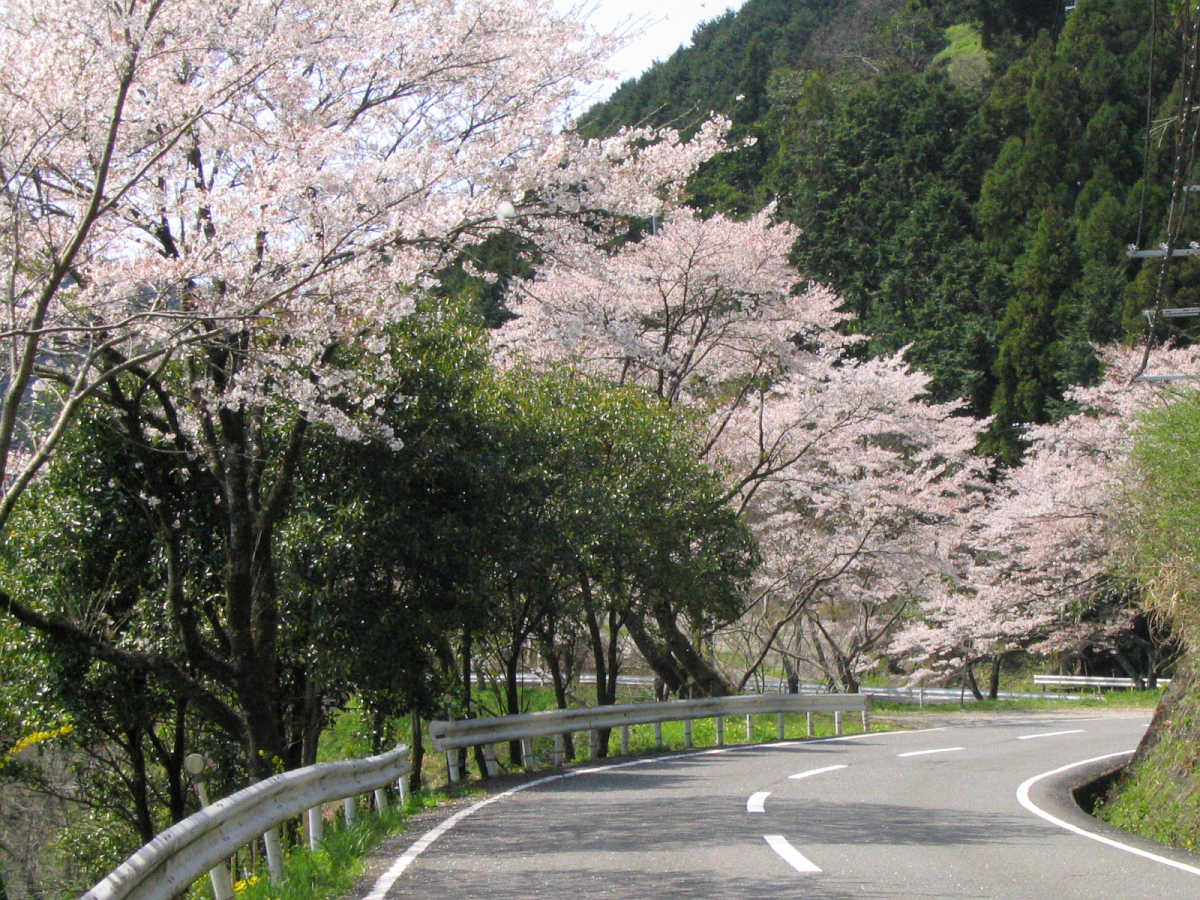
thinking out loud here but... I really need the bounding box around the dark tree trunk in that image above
[459,624,474,779]
[963,662,984,702]
[409,715,424,796]
[625,612,688,695]
[544,647,575,759]
[650,599,731,696]
[504,649,523,765]
[1112,650,1147,689]
[782,655,800,694]
[125,725,155,843]
[988,654,1003,700]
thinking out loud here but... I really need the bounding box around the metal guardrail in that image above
[1033,674,1170,689]
[430,692,871,781]
[83,744,411,900]
[504,672,1088,702]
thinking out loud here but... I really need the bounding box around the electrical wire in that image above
[1133,2,1200,382]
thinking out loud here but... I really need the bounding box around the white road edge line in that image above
[747,791,770,813]
[789,764,848,780]
[367,725,953,897]
[804,726,948,746]
[1016,750,1200,878]
[366,742,779,897]
[1017,729,1085,741]
[897,746,965,758]
[764,834,822,873]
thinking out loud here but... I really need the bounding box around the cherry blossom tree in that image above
[717,352,988,692]
[893,344,1200,689]
[0,0,731,776]
[498,206,990,693]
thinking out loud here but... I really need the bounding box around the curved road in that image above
[362,713,1200,898]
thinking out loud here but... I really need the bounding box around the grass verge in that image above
[188,789,479,900]
[1095,671,1200,853]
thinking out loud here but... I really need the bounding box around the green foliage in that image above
[989,206,1082,440]
[1089,391,1200,854]
[1124,391,1200,651]
[930,23,991,92]
[578,0,846,139]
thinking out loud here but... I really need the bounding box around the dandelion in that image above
[233,874,261,893]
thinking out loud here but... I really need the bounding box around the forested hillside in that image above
[581,0,1183,459]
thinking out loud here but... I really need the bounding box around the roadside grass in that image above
[1095,676,1200,853]
[187,788,482,900]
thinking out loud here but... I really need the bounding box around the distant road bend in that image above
[361,713,1200,898]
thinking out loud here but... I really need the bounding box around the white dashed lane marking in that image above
[789,764,848,780]
[764,834,822,873]
[897,746,964,758]
[1017,729,1085,741]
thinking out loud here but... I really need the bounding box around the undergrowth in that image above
[188,792,451,900]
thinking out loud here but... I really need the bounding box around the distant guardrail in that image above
[430,692,871,781]
[501,671,1087,703]
[83,744,411,900]
[1033,674,1170,691]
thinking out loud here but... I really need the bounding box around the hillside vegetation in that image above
[581,0,1182,459]
[1099,393,1200,849]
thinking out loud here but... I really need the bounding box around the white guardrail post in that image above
[84,744,410,900]
[182,755,234,900]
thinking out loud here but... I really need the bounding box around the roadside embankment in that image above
[1095,663,1200,852]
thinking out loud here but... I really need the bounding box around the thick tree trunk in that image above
[987,654,1003,700]
[125,725,154,843]
[459,625,474,779]
[543,645,576,759]
[597,609,624,757]
[624,612,689,695]
[1112,650,1147,689]
[782,655,800,694]
[650,600,731,696]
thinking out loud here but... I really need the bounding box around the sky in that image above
[568,0,749,109]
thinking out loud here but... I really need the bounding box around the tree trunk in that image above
[125,725,155,843]
[963,661,984,701]
[650,600,731,696]
[543,645,576,759]
[596,608,624,757]
[987,654,1003,700]
[782,655,799,694]
[459,625,475,779]
[1112,650,1147,689]
[504,649,523,765]
[409,715,424,796]
[624,612,689,696]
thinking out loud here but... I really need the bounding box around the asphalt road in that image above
[359,713,1200,898]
